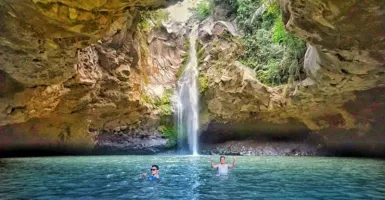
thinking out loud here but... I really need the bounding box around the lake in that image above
[1,156,384,199]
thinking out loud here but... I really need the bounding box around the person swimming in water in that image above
[210,156,237,175]
[141,165,161,181]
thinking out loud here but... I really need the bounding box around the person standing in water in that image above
[142,165,161,181]
[210,156,237,175]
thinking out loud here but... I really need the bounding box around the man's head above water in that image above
[151,165,159,176]
[220,156,226,164]
[141,164,160,180]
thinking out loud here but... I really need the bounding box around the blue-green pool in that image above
[0,156,384,199]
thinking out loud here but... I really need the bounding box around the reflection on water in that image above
[0,156,384,199]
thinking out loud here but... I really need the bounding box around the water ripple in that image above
[0,156,384,199]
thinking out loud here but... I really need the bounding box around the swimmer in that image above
[141,165,161,181]
[210,156,237,175]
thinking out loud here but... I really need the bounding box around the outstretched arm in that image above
[228,157,237,168]
[210,157,218,169]
[141,172,147,179]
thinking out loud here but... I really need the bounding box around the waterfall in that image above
[175,25,199,155]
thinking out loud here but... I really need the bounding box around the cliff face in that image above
[280,0,385,155]
[198,0,385,156]
[283,0,385,97]
[0,0,183,153]
[1,0,384,156]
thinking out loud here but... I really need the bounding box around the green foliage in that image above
[177,41,190,79]
[141,89,174,116]
[263,0,280,14]
[158,104,172,116]
[234,0,260,32]
[154,89,174,116]
[272,20,306,56]
[198,75,209,94]
[231,0,306,86]
[143,73,150,85]
[158,125,177,148]
[141,94,154,105]
[176,62,186,79]
[215,0,238,8]
[137,9,169,32]
[143,89,176,148]
[197,41,205,60]
[190,0,214,21]
[177,39,194,79]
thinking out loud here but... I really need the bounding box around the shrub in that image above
[154,89,174,116]
[158,125,177,148]
[198,75,209,94]
[232,0,306,86]
[190,0,214,21]
[137,9,170,32]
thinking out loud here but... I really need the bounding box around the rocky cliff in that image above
[0,0,183,154]
[198,0,385,156]
[1,0,384,157]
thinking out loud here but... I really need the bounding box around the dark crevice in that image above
[26,84,49,89]
[200,122,311,144]
[336,53,346,61]
[341,68,349,75]
[0,70,25,97]
[8,105,26,115]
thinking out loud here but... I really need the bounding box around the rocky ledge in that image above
[196,0,385,157]
[200,141,323,156]
[0,0,184,154]
[95,129,168,154]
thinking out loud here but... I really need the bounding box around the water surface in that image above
[0,156,384,199]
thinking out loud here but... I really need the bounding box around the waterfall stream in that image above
[175,25,199,155]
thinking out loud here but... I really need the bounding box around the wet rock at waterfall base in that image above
[200,141,325,156]
[94,130,169,155]
[198,122,385,158]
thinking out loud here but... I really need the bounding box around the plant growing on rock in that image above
[158,124,177,148]
[137,9,170,33]
[190,0,214,21]
[176,41,190,79]
[222,0,307,86]
[198,75,209,94]
[150,89,178,148]
[154,89,174,116]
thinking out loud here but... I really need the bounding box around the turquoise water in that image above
[0,156,385,200]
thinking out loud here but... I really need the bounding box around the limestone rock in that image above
[0,0,182,151]
[281,0,385,92]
